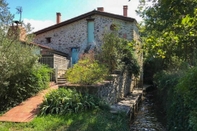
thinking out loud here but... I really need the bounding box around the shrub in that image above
[144,58,165,84]
[98,32,140,75]
[66,58,108,85]
[39,88,102,115]
[32,64,52,90]
[175,67,197,130]
[154,70,192,131]
[0,63,52,112]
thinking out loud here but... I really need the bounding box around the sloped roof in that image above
[34,10,136,35]
[20,40,69,57]
[32,42,69,57]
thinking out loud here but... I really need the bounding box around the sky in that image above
[6,0,142,32]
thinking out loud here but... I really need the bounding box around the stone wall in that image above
[94,15,135,51]
[34,19,87,55]
[34,14,137,56]
[63,70,135,105]
[97,71,133,104]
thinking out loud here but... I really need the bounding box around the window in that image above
[46,37,51,43]
[110,24,117,31]
[87,18,95,43]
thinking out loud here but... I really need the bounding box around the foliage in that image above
[0,109,129,131]
[143,57,165,84]
[0,0,51,112]
[153,70,194,130]
[0,0,13,31]
[0,63,51,112]
[0,44,51,112]
[66,58,108,85]
[138,0,197,68]
[39,88,104,115]
[32,64,52,90]
[175,67,197,130]
[98,32,140,75]
[153,70,180,111]
[137,0,197,130]
[0,42,38,84]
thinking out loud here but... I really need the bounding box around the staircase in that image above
[57,74,67,85]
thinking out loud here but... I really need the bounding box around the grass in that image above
[0,109,130,131]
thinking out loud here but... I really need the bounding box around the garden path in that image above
[0,82,58,122]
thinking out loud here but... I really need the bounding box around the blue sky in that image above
[6,0,142,32]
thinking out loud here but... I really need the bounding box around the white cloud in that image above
[23,18,55,32]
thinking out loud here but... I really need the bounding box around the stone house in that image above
[33,6,141,67]
[33,6,143,89]
[7,6,143,103]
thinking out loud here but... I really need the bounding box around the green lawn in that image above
[0,109,130,131]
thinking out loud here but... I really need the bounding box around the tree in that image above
[138,1,197,130]
[138,0,197,68]
[0,0,51,112]
[98,32,140,76]
[0,0,36,85]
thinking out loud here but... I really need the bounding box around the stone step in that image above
[110,90,142,120]
[110,104,131,115]
[57,81,66,84]
[58,78,66,80]
[57,77,66,84]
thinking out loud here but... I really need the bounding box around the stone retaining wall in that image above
[62,71,137,105]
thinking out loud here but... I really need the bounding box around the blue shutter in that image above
[87,21,94,43]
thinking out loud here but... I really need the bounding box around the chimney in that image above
[56,12,61,24]
[97,7,104,12]
[7,22,26,41]
[123,5,128,17]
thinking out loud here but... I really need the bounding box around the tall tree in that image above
[0,0,38,87]
[0,0,53,112]
[138,0,197,68]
